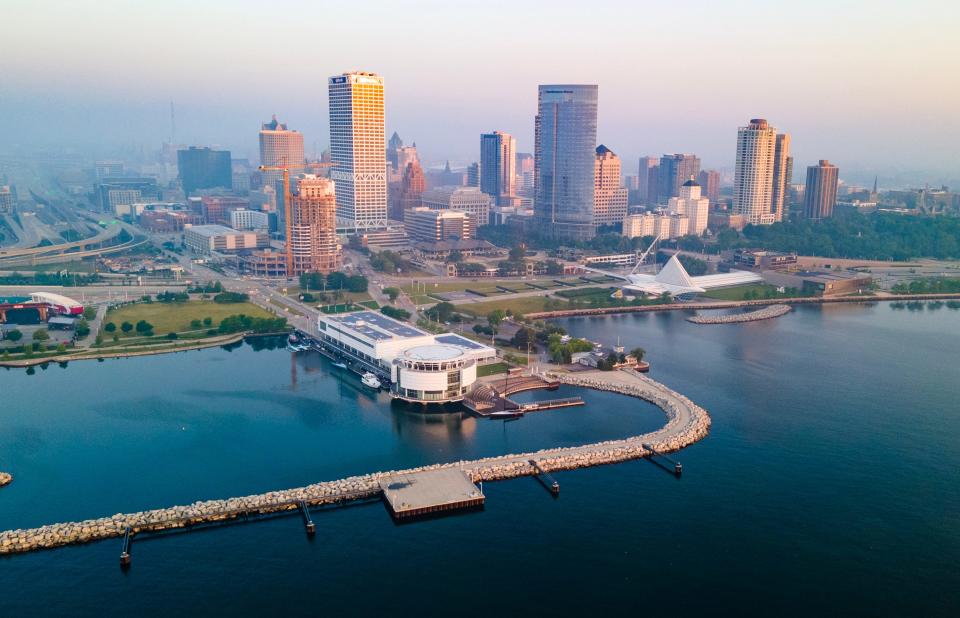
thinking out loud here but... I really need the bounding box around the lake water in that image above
[2,303,959,616]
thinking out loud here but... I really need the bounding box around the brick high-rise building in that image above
[697,169,721,204]
[290,175,341,274]
[803,160,839,221]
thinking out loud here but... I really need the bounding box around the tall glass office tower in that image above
[534,84,598,241]
[328,71,387,230]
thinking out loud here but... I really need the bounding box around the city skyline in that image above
[2,1,959,186]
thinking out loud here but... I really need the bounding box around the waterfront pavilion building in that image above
[316,311,495,403]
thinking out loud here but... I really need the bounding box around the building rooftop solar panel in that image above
[434,334,486,350]
[329,311,429,340]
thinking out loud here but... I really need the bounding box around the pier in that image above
[0,368,710,559]
[643,443,683,476]
[529,460,560,495]
[379,468,484,520]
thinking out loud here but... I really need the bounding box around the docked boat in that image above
[361,372,381,389]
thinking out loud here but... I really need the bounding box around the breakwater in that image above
[0,368,709,556]
[523,293,960,320]
[687,304,791,324]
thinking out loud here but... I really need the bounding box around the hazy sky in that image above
[3,0,959,183]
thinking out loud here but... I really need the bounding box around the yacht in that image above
[361,372,381,389]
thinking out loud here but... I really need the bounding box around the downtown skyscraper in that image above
[733,118,779,225]
[593,145,628,227]
[804,160,839,220]
[534,84,598,241]
[259,115,305,188]
[480,131,516,206]
[657,154,701,204]
[771,133,792,221]
[328,71,387,229]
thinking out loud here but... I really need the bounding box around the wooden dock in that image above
[379,468,484,520]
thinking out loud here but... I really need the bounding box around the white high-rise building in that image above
[259,115,305,188]
[734,118,778,225]
[328,72,387,229]
[771,133,791,222]
[668,179,710,236]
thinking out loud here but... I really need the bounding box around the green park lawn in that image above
[455,296,569,317]
[102,301,273,336]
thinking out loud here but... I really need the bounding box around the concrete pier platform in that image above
[379,468,484,520]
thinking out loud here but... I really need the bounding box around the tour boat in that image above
[361,372,382,389]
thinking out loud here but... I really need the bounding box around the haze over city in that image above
[3,0,959,185]
[2,2,960,616]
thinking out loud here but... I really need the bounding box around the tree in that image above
[135,320,153,334]
[380,306,411,321]
[82,306,97,320]
[104,322,117,333]
[190,319,202,329]
[33,328,50,342]
[425,302,456,323]
[94,333,103,346]
[383,287,401,303]
[6,329,23,342]
[486,310,506,328]
[57,342,67,353]
[511,326,535,351]
[203,317,213,326]
[121,321,133,334]
[75,319,90,338]
[166,332,179,340]
[630,347,646,363]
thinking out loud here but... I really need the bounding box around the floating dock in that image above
[379,468,484,520]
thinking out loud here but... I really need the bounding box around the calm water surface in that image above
[1,303,959,616]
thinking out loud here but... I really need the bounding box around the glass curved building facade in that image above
[534,84,598,241]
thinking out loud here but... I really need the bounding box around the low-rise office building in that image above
[184,224,268,254]
[404,207,472,242]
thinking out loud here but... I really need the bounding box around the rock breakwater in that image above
[687,304,791,324]
[0,369,709,556]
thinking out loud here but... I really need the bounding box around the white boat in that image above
[361,372,381,389]
[331,360,348,369]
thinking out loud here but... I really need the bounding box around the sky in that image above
[2,0,959,185]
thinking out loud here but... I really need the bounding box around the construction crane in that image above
[258,165,293,276]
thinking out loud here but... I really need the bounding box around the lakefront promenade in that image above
[0,368,710,556]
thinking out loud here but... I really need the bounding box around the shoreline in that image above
[522,293,960,320]
[0,367,709,555]
[0,333,250,368]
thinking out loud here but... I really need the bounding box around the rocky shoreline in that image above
[687,304,791,324]
[0,368,710,556]
[523,292,960,320]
